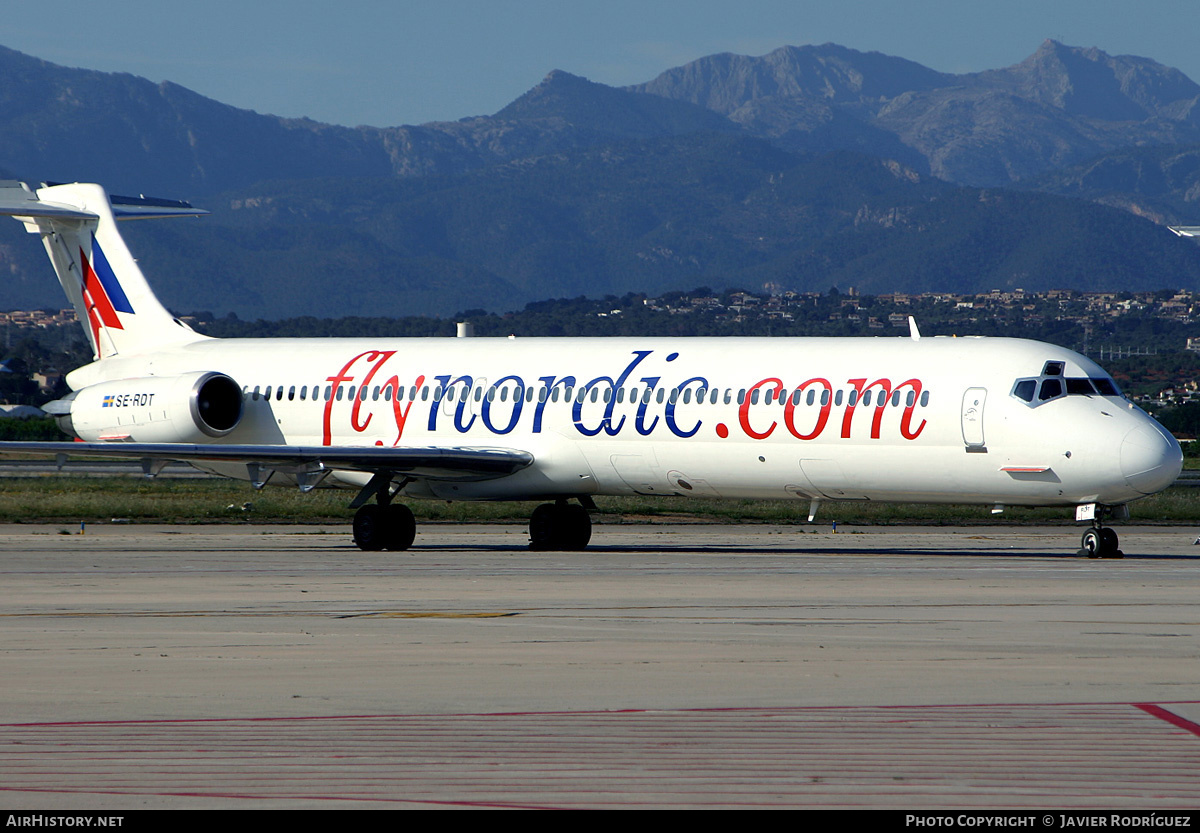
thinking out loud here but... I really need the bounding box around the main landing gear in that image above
[347,472,594,552]
[528,499,592,551]
[353,502,416,551]
[350,473,416,551]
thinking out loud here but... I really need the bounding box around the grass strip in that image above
[1,475,1198,525]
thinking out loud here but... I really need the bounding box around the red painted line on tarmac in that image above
[1135,703,1200,737]
[5,700,1200,727]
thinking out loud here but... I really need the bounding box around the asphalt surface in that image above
[1,522,1198,809]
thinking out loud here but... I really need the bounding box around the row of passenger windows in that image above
[244,383,931,409]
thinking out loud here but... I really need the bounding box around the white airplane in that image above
[0,181,1184,558]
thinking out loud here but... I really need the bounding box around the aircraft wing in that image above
[0,441,534,482]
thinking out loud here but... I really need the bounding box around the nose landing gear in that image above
[1079,524,1122,559]
[1075,503,1126,559]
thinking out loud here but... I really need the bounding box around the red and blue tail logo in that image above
[79,239,134,349]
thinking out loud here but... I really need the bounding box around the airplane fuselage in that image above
[64,334,1181,509]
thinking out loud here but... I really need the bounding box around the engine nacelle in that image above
[55,371,244,443]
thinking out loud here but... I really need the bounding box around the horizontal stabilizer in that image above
[2,181,208,221]
[0,181,97,221]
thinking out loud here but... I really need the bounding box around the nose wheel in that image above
[1080,526,1121,559]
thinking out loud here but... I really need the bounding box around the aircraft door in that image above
[961,387,987,451]
[443,376,485,417]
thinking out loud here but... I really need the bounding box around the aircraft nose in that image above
[1120,422,1183,495]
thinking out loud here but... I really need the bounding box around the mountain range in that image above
[1,39,1199,319]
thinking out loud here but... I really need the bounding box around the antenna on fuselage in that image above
[908,316,921,342]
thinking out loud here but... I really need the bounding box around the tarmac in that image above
[1,521,1199,809]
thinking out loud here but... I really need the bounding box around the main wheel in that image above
[353,504,386,551]
[529,503,593,551]
[560,504,592,551]
[529,503,561,551]
[383,504,416,551]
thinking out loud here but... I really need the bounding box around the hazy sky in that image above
[1,1,1197,127]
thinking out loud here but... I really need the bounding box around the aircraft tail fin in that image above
[0,181,209,360]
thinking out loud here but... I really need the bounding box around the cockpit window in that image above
[1038,378,1063,401]
[1012,365,1123,407]
[1012,379,1036,402]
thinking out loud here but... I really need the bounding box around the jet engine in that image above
[50,371,244,443]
